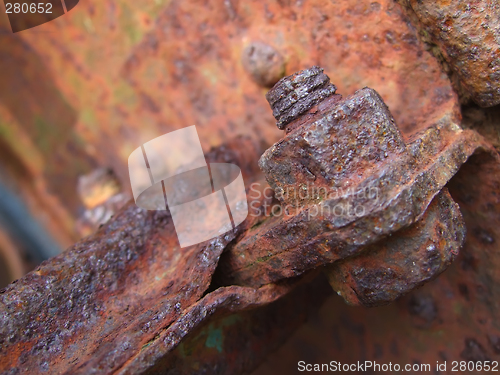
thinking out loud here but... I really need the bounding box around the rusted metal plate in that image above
[0,0,459,248]
[0,138,263,374]
[0,133,323,375]
[0,203,231,374]
[131,274,332,375]
[398,0,500,107]
[123,0,459,141]
[0,0,498,371]
[117,277,315,375]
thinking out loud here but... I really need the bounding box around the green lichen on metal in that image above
[112,81,138,107]
[205,315,242,353]
[205,325,224,353]
[80,109,97,131]
[119,3,143,45]
[34,116,59,155]
[0,122,14,143]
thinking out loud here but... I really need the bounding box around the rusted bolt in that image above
[265,65,339,130]
[241,41,285,88]
[222,66,490,306]
[326,188,463,307]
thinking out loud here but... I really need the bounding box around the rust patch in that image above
[0,66,497,374]
[398,0,500,107]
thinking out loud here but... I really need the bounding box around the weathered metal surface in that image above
[1,0,499,370]
[398,0,500,107]
[0,134,327,374]
[266,66,339,130]
[118,277,311,375]
[0,0,459,250]
[0,63,489,374]
[462,103,500,150]
[255,151,500,374]
[241,41,286,88]
[0,203,231,374]
[221,68,492,294]
[326,188,464,307]
[134,273,332,375]
[0,138,265,374]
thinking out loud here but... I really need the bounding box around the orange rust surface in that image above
[0,0,458,248]
[399,0,500,107]
[3,1,499,373]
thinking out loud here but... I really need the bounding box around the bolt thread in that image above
[265,66,337,130]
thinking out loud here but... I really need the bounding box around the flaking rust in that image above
[0,67,497,374]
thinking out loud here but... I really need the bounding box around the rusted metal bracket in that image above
[0,67,496,374]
